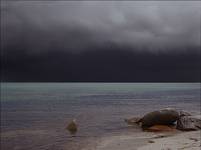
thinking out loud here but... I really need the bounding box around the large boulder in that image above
[176,115,201,131]
[140,108,179,129]
[124,109,201,132]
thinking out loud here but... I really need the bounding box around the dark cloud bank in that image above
[1,1,201,82]
[2,46,200,82]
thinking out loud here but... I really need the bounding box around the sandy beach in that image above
[94,131,201,150]
[1,83,200,150]
[138,131,201,150]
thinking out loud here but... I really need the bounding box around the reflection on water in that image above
[1,83,200,150]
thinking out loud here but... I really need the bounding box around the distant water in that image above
[1,83,200,150]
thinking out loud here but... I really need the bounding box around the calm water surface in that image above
[1,83,200,150]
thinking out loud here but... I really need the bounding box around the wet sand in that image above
[93,131,201,150]
[138,131,201,150]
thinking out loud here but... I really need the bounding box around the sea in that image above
[1,83,200,150]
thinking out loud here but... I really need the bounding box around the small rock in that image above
[124,117,141,125]
[66,119,78,135]
[189,137,198,142]
[179,111,191,117]
[148,140,155,143]
[152,134,167,139]
[176,116,200,131]
[189,116,201,129]
[161,148,171,150]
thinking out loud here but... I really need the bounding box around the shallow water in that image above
[1,83,200,150]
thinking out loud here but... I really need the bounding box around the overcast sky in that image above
[1,1,201,53]
[1,1,201,82]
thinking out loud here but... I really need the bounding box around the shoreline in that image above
[92,131,200,150]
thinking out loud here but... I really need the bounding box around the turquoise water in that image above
[1,83,200,150]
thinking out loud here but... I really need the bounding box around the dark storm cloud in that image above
[2,46,200,82]
[1,1,200,53]
[1,1,201,82]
